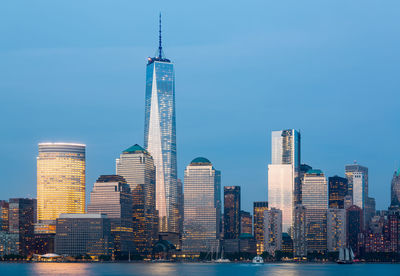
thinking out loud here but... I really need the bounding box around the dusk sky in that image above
[1,0,399,212]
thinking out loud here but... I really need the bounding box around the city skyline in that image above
[1,1,400,213]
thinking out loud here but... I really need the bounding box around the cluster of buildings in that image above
[1,20,400,261]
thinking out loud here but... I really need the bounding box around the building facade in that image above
[240,211,252,235]
[144,20,178,233]
[327,208,346,252]
[263,208,282,255]
[328,176,348,209]
[302,170,328,253]
[87,175,135,256]
[293,204,307,257]
[253,201,268,255]
[55,214,113,258]
[224,186,241,239]
[268,129,300,233]
[345,163,368,207]
[36,143,86,233]
[116,144,158,253]
[346,205,363,255]
[391,170,400,207]
[182,157,221,255]
[0,200,9,231]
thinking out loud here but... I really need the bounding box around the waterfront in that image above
[1,263,400,276]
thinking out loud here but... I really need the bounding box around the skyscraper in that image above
[144,15,178,233]
[327,208,346,252]
[240,211,252,235]
[0,200,9,231]
[391,170,400,207]
[346,205,363,255]
[293,204,307,257]
[253,201,268,254]
[116,144,158,253]
[36,143,86,233]
[224,186,241,239]
[87,175,135,256]
[345,163,368,206]
[302,169,328,253]
[268,129,300,233]
[263,208,282,255]
[182,157,221,255]
[328,176,348,209]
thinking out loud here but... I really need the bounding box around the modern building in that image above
[328,176,348,209]
[346,205,363,255]
[0,232,19,256]
[240,211,252,235]
[0,200,9,231]
[263,208,282,256]
[116,144,158,253]
[253,201,268,255]
[391,170,400,207]
[9,198,36,256]
[177,178,184,239]
[293,204,307,257]
[36,143,86,233]
[182,157,221,255]
[327,208,346,252]
[302,169,328,253]
[224,186,241,239]
[87,175,135,256]
[268,129,301,233]
[282,233,294,256]
[345,163,368,208]
[55,214,113,258]
[144,16,178,234]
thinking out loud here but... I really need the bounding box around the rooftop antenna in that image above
[158,13,162,59]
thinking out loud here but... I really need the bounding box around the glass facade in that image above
[224,186,241,239]
[144,57,178,233]
[328,176,348,209]
[182,157,221,255]
[345,163,368,203]
[253,201,268,254]
[391,170,400,207]
[302,170,328,253]
[36,143,86,232]
[0,200,9,231]
[240,211,252,235]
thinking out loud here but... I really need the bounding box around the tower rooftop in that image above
[123,144,148,154]
[190,157,211,166]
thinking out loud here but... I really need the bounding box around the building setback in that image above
[182,157,221,255]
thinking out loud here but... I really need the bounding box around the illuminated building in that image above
[9,198,36,256]
[328,176,348,209]
[144,15,178,234]
[327,208,346,252]
[36,143,85,233]
[253,201,268,254]
[182,157,221,255]
[55,214,113,258]
[263,208,282,255]
[302,169,328,253]
[88,175,135,257]
[224,186,241,239]
[240,211,252,235]
[345,163,368,202]
[293,204,307,257]
[268,129,300,233]
[116,144,158,253]
[0,200,9,231]
[0,232,19,256]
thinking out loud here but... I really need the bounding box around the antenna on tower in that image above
[158,13,162,59]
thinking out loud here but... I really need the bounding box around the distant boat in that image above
[252,255,264,264]
[337,247,354,264]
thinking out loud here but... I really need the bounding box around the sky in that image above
[0,0,399,213]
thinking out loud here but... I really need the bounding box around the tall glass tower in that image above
[144,15,178,233]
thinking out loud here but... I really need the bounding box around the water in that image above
[1,263,400,276]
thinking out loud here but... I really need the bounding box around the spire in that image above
[158,13,162,59]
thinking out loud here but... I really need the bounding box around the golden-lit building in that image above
[36,143,86,233]
[253,201,268,255]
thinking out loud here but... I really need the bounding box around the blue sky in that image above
[1,0,399,212]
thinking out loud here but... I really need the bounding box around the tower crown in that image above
[147,13,171,64]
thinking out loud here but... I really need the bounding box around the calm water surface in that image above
[0,263,400,276]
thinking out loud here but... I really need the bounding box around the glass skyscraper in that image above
[268,129,301,233]
[144,17,178,233]
[36,143,86,233]
[224,186,241,239]
[182,157,221,255]
[391,169,400,207]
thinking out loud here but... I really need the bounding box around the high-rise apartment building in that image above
[9,198,36,256]
[328,176,348,209]
[268,129,300,233]
[253,201,268,254]
[144,16,178,234]
[240,211,252,235]
[36,143,85,233]
[88,175,135,256]
[224,186,241,239]
[293,204,307,257]
[263,208,282,255]
[302,169,328,253]
[391,170,400,207]
[116,144,158,253]
[327,208,346,252]
[182,157,221,255]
